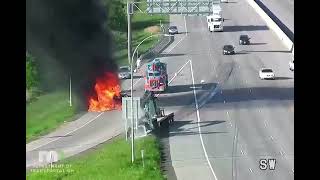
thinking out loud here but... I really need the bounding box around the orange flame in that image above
[88,72,122,112]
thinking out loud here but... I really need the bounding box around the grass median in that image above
[26,90,78,143]
[27,135,166,180]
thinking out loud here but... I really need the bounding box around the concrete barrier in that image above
[246,0,293,51]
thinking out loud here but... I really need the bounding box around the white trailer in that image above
[207,4,224,32]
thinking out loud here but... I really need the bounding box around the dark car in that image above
[223,45,235,55]
[168,26,178,35]
[239,35,250,45]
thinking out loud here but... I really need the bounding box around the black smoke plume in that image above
[26,0,118,110]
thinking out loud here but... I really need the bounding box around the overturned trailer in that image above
[122,91,174,138]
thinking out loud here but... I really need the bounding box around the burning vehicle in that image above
[88,72,122,112]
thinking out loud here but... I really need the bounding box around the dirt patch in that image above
[144,26,161,34]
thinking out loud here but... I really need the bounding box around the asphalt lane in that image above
[161,0,294,179]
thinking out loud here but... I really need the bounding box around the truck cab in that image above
[144,59,168,92]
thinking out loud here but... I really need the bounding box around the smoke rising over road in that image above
[26,0,118,110]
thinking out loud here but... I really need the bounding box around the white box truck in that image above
[207,4,224,32]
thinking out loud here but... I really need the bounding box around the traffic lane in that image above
[220,0,293,76]
[156,15,220,179]
[222,0,294,161]
[200,54,294,179]
[166,106,215,180]
[157,63,216,180]
[26,110,122,169]
[195,1,294,179]
[169,15,188,35]
[26,112,102,152]
[258,0,294,33]
[201,52,293,179]
[201,96,293,180]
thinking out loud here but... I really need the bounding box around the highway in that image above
[27,0,294,179]
[156,0,294,179]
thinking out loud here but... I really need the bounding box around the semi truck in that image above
[144,59,168,92]
[207,4,224,32]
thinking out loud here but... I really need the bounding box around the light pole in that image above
[129,33,172,163]
[69,76,72,107]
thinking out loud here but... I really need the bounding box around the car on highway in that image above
[259,68,275,80]
[168,26,178,35]
[223,45,235,55]
[118,66,131,79]
[221,0,228,3]
[239,35,250,45]
[289,60,294,71]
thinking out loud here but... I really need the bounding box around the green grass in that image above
[27,135,166,180]
[114,0,169,66]
[26,90,78,143]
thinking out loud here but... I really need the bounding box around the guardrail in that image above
[139,24,174,63]
[247,0,293,51]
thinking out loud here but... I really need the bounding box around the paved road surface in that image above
[157,0,294,179]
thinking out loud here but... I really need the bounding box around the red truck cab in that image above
[144,59,168,92]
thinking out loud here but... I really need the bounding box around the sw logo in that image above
[259,159,276,170]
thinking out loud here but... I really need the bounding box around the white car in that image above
[221,0,228,3]
[118,66,131,79]
[259,68,275,80]
[289,60,294,71]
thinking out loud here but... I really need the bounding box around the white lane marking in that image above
[155,60,190,98]
[264,121,267,127]
[168,60,191,84]
[184,15,188,36]
[28,112,105,152]
[270,135,274,141]
[167,35,187,53]
[129,78,142,90]
[190,60,218,180]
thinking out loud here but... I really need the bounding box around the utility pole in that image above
[69,76,72,107]
[127,0,135,163]
[127,1,133,64]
